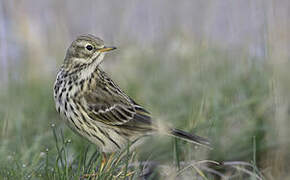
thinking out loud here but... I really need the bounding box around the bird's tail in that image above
[153,122,211,148]
[169,128,211,148]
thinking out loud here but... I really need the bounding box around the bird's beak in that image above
[98,46,117,52]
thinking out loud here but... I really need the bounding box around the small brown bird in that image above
[53,34,210,153]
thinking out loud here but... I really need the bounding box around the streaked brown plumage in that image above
[53,34,210,152]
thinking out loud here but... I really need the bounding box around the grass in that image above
[0,42,284,179]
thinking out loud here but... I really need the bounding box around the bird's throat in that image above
[79,53,104,80]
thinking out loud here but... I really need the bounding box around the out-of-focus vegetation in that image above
[1,0,290,179]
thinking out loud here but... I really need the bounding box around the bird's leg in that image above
[100,152,107,171]
[81,152,108,178]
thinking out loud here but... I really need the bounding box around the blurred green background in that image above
[1,0,290,179]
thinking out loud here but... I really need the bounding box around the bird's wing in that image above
[81,71,151,126]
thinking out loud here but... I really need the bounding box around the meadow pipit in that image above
[53,34,210,152]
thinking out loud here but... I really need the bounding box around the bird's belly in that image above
[55,101,140,152]
[54,88,144,152]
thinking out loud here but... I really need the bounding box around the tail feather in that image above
[170,128,211,148]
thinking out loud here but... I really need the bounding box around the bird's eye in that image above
[86,45,93,51]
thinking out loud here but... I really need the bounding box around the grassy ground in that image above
[0,42,287,179]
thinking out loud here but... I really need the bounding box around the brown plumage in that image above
[53,34,210,152]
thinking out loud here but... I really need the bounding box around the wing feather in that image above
[81,70,152,127]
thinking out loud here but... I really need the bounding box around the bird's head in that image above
[63,34,116,71]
